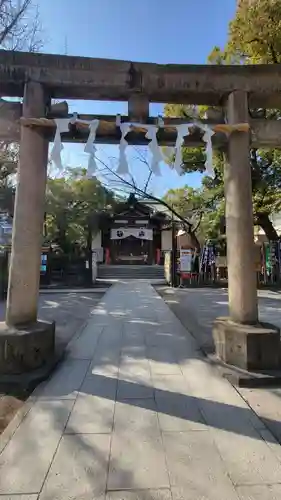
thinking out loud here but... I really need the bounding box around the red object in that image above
[105,248,110,265]
[156,248,161,265]
[181,272,198,279]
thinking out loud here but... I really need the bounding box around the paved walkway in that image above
[1,283,281,499]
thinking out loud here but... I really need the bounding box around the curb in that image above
[207,354,281,388]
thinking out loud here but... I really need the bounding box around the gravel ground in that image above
[156,286,281,354]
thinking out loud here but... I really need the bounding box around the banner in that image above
[111,227,153,240]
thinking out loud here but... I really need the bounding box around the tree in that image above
[97,148,156,197]
[164,1,281,242]
[0,0,42,51]
[45,168,114,254]
[226,0,281,64]
[163,179,225,245]
[0,1,44,213]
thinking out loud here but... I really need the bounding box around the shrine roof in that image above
[95,194,180,227]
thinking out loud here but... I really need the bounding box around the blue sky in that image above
[39,0,236,196]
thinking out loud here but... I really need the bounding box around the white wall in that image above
[161,230,172,251]
[92,231,101,249]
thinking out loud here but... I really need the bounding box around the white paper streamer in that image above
[157,116,164,127]
[84,119,100,177]
[50,118,71,170]
[199,124,215,177]
[51,113,215,180]
[117,123,131,174]
[116,119,164,176]
[145,125,162,176]
[174,124,191,175]
[70,112,78,124]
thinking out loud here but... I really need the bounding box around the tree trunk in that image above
[188,230,201,251]
[256,213,279,241]
[57,226,68,252]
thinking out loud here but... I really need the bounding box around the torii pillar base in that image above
[213,317,280,371]
[0,320,55,376]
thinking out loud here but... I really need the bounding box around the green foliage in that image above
[227,0,281,64]
[0,143,18,215]
[163,0,281,241]
[45,168,114,252]
[208,46,242,65]
[163,104,207,173]
[163,158,225,243]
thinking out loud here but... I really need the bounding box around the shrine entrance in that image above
[1,50,281,375]
[111,236,151,265]
[94,193,168,267]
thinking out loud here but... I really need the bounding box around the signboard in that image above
[164,251,171,284]
[179,249,193,272]
[40,254,48,274]
[0,218,12,245]
[215,256,227,268]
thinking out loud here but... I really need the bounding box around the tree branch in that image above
[193,211,203,233]
[95,155,193,229]
[0,0,42,51]
[144,170,152,194]
[0,0,30,44]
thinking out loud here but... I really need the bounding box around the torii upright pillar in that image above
[225,91,258,324]
[0,81,55,376]
[213,90,280,371]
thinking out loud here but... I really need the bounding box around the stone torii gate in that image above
[1,50,281,377]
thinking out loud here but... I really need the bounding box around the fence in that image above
[48,252,93,287]
[0,248,9,298]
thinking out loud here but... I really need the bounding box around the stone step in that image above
[97,265,164,280]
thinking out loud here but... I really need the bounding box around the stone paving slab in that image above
[107,490,172,500]
[163,431,238,498]
[39,434,110,500]
[238,387,281,442]
[0,496,39,500]
[117,377,154,399]
[65,394,115,434]
[212,428,281,486]
[155,396,206,432]
[81,373,118,399]
[113,398,160,437]
[0,400,74,495]
[152,374,190,396]
[236,485,281,500]
[171,485,239,500]
[2,282,281,499]
[108,431,170,490]
[67,324,104,360]
[34,359,90,400]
